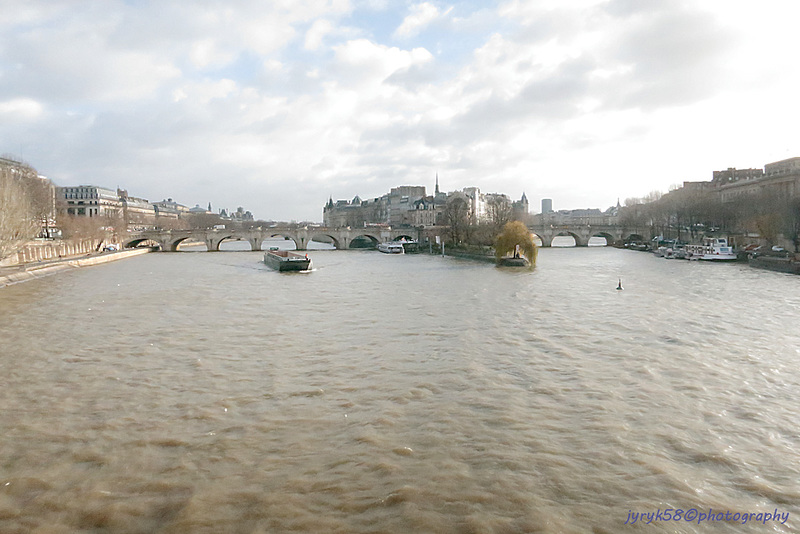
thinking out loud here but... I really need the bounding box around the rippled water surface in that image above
[1,246,799,533]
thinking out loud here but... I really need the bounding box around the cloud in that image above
[0,98,44,119]
[305,19,334,50]
[394,2,452,38]
[0,0,797,220]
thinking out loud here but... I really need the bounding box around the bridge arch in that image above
[216,235,254,251]
[624,233,646,244]
[529,233,545,247]
[589,232,614,246]
[166,236,198,252]
[266,233,300,250]
[349,234,380,249]
[308,233,342,249]
[124,237,160,249]
[552,231,585,247]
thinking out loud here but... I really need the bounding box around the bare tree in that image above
[184,212,224,229]
[443,194,470,244]
[0,167,40,259]
[485,194,512,230]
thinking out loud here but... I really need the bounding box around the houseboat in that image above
[685,237,737,261]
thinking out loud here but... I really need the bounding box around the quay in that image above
[0,248,152,288]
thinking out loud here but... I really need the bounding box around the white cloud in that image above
[1,0,798,220]
[394,2,451,38]
[305,19,334,50]
[0,98,43,119]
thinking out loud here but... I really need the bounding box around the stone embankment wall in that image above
[0,238,104,267]
[0,248,151,288]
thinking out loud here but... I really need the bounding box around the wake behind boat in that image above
[377,242,404,254]
[263,249,312,271]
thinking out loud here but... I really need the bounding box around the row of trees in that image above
[620,188,800,250]
[442,193,527,246]
[0,161,54,260]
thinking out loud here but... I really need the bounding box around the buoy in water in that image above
[616,279,623,290]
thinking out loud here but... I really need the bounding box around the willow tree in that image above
[495,221,538,264]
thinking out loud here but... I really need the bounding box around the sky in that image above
[1,0,799,222]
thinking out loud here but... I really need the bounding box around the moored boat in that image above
[497,244,532,267]
[685,237,737,261]
[497,256,531,267]
[263,249,312,271]
[377,242,405,254]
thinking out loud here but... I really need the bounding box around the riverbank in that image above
[749,254,800,274]
[436,245,497,263]
[0,248,153,288]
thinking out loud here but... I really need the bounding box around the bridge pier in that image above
[249,237,262,251]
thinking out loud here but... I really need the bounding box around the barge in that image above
[263,249,312,272]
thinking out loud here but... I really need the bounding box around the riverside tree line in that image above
[0,158,264,262]
[620,188,800,251]
[0,159,53,260]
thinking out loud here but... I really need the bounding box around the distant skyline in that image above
[1,1,798,221]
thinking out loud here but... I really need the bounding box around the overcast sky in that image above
[2,0,798,221]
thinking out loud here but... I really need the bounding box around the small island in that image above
[495,221,538,268]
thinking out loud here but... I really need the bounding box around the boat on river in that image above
[377,242,405,254]
[497,256,530,267]
[263,249,312,271]
[685,237,737,261]
[497,244,532,267]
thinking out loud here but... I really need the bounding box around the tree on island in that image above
[495,221,538,265]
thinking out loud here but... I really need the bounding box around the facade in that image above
[532,207,619,227]
[323,180,529,228]
[59,185,122,218]
[513,192,529,220]
[669,157,800,204]
[118,189,156,230]
[153,198,190,219]
[324,187,430,228]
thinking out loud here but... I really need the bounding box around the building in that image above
[153,198,190,219]
[513,192,529,220]
[541,198,553,213]
[58,185,123,218]
[532,207,618,227]
[323,178,530,228]
[117,189,157,230]
[323,186,429,227]
[668,157,800,204]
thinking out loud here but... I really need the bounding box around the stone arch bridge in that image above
[530,223,636,247]
[124,226,421,252]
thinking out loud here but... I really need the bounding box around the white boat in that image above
[685,237,737,261]
[664,243,687,259]
[377,242,404,254]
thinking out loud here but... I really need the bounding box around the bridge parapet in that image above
[529,223,633,247]
[124,226,422,251]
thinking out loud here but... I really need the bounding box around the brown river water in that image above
[1,243,799,533]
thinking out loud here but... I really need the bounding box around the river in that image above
[1,245,798,533]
